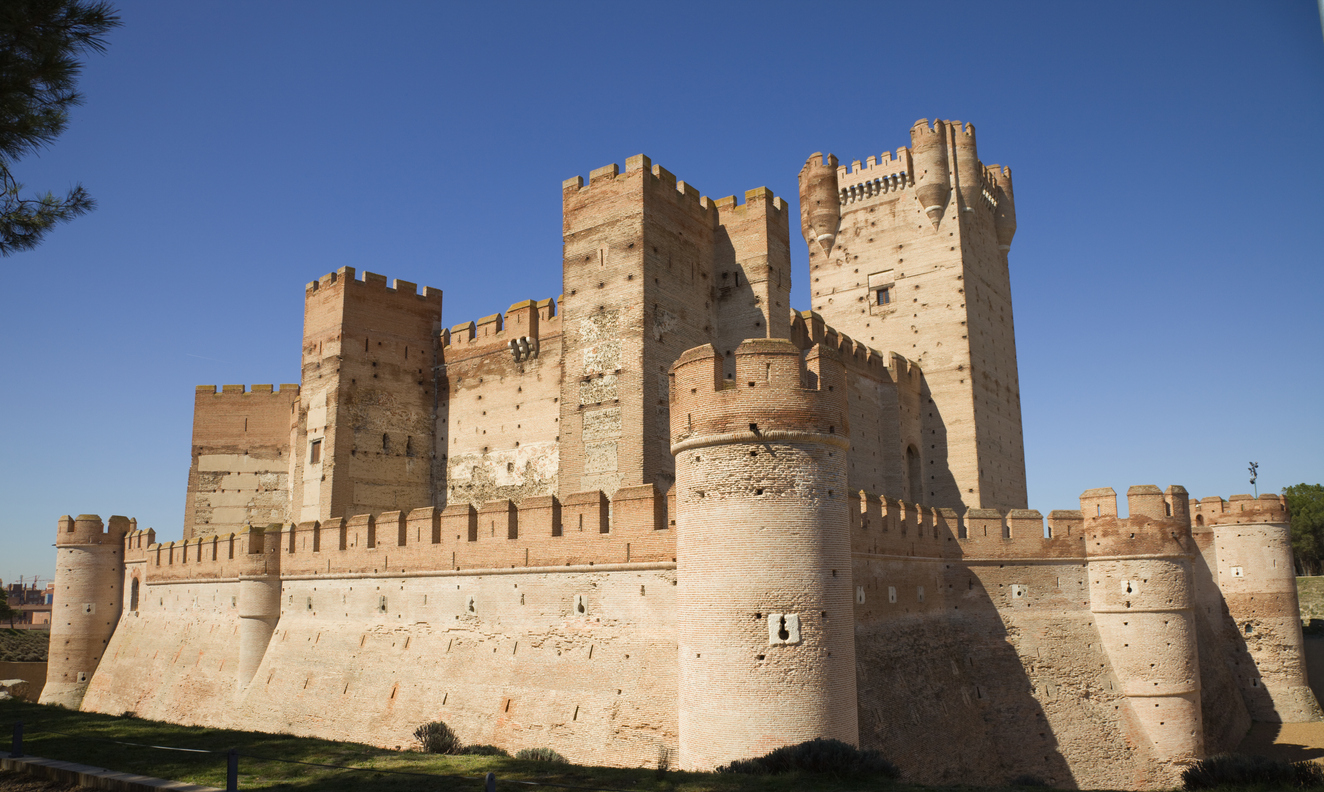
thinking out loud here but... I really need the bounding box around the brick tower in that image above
[289,267,443,523]
[670,339,857,770]
[558,156,791,499]
[798,119,1026,512]
[41,514,130,709]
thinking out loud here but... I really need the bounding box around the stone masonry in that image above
[43,120,1318,790]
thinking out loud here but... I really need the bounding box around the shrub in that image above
[1182,754,1324,790]
[460,744,510,757]
[413,721,462,755]
[515,747,568,763]
[716,738,899,778]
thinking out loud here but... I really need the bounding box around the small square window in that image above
[309,439,322,464]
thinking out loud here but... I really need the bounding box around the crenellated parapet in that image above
[305,266,441,305]
[563,154,721,228]
[442,296,562,361]
[1190,493,1288,527]
[788,310,922,390]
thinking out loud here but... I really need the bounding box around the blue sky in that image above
[1,1,1321,585]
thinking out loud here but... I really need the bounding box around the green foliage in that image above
[458,744,509,757]
[1286,484,1324,575]
[411,720,461,755]
[0,599,15,628]
[0,627,49,661]
[514,747,567,763]
[0,0,120,255]
[1182,753,1324,789]
[716,738,899,779]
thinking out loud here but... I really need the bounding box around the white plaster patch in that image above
[579,374,618,405]
[583,441,618,474]
[582,408,621,442]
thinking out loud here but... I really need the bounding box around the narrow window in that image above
[130,578,139,612]
[406,436,414,457]
[309,439,322,464]
[877,286,891,305]
[382,433,390,453]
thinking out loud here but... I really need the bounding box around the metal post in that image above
[11,721,22,758]
[227,748,238,791]
[485,771,496,792]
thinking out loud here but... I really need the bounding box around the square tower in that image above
[290,268,443,523]
[800,120,1025,511]
[558,156,790,497]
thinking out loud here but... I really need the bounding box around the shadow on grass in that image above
[0,699,934,792]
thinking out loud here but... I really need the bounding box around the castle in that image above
[41,120,1318,789]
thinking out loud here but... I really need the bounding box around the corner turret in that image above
[40,514,131,708]
[798,153,841,256]
[909,119,951,228]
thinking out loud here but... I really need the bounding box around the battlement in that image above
[788,311,922,389]
[133,486,673,582]
[669,339,847,453]
[305,266,442,304]
[850,491,961,558]
[835,147,914,206]
[56,514,134,546]
[1189,493,1289,526]
[195,384,300,396]
[562,155,723,226]
[712,187,787,217]
[442,296,562,355]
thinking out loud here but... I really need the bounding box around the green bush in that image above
[412,721,462,755]
[716,738,899,778]
[515,747,568,763]
[460,744,510,756]
[1182,754,1324,790]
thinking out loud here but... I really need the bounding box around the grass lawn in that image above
[0,699,952,792]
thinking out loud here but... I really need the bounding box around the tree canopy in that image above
[0,0,119,255]
[1285,483,1324,576]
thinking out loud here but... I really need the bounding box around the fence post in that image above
[485,771,495,792]
[227,748,238,791]
[11,721,21,758]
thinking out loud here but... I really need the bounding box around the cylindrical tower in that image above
[952,121,983,212]
[1085,486,1203,778]
[1193,494,1321,722]
[992,165,1017,251]
[909,119,951,228]
[670,339,857,771]
[798,152,841,257]
[41,514,130,708]
[236,525,282,690]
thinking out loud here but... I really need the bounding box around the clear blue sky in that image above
[1,1,1321,586]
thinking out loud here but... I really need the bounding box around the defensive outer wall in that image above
[41,120,1321,790]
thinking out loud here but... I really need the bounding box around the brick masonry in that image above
[42,120,1319,790]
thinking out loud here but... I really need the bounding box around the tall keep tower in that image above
[41,514,130,709]
[799,119,1025,512]
[558,156,791,498]
[290,267,443,523]
[670,339,857,770]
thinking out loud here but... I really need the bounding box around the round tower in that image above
[41,514,130,709]
[236,524,282,691]
[953,120,982,211]
[1083,486,1202,779]
[670,339,857,771]
[798,152,841,257]
[992,166,1017,251]
[909,119,951,228]
[1192,494,1321,722]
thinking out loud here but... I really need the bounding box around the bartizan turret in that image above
[798,153,841,256]
[1083,486,1202,780]
[990,165,1017,251]
[670,339,857,770]
[41,514,131,708]
[953,121,981,212]
[909,119,951,228]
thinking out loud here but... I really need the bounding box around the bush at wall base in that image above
[716,738,900,778]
